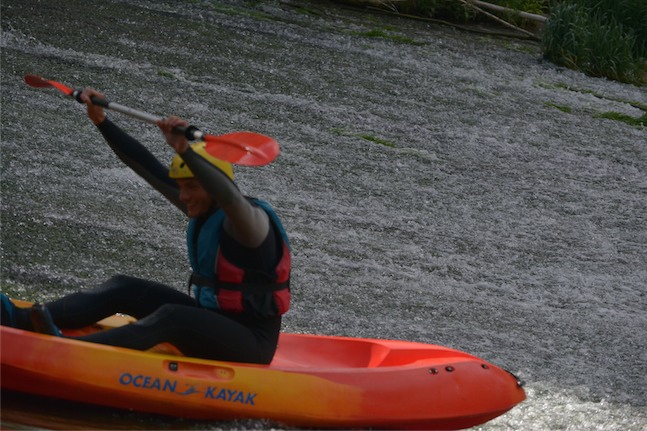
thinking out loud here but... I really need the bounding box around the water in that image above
[1,0,646,429]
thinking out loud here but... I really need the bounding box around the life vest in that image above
[186,198,291,318]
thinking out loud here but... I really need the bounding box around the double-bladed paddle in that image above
[24,75,279,166]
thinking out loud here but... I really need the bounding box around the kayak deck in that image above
[56,302,491,370]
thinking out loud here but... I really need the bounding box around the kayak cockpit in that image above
[271,333,475,369]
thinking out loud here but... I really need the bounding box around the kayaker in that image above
[0,88,291,364]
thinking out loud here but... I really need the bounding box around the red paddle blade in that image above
[203,132,280,166]
[24,75,74,96]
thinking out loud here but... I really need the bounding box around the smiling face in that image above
[176,178,213,217]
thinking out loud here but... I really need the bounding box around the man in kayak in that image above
[0,89,291,364]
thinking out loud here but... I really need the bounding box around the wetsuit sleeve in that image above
[96,119,184,211]
[179,148,270,249]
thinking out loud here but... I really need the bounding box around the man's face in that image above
[177,178,213,217]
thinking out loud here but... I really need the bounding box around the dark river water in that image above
[1,0,646,429]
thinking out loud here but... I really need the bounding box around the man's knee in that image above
[106,274,139,286]
[136,303,178,327]
[92,274,141,294]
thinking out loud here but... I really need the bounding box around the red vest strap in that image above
[212,245,291,317]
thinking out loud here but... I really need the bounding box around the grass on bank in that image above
[541,0,647,85]
[338,0,647,85]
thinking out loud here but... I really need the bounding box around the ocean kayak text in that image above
[119,372,257,405]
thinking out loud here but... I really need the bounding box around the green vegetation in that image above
[356,0,556,22]
[538,81,647,110]
[538,81,646,126]
[358,134,397,147]
[156,70,175,79]
[494,0,544,14]
[331,128,397,147]
[541,0,647,85]
[594,111,647,128]
[392,0,473,21]
[544,102,571,113]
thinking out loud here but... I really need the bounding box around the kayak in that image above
[1,300,525,430]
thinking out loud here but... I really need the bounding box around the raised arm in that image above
[157,116,270,248]
[79,89,184,211]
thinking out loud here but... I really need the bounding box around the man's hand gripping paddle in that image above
[24,75,279,166]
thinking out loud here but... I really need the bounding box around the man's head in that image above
[169,141,234,217]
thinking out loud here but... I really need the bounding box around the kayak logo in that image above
[119,372,190,395]
[118,372,257,405]
[204,386,256,405]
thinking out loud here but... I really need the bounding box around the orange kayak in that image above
[1,301,525,430]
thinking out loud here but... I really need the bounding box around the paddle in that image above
[24,74,279,166]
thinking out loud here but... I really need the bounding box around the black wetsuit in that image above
[43,119,283,364]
